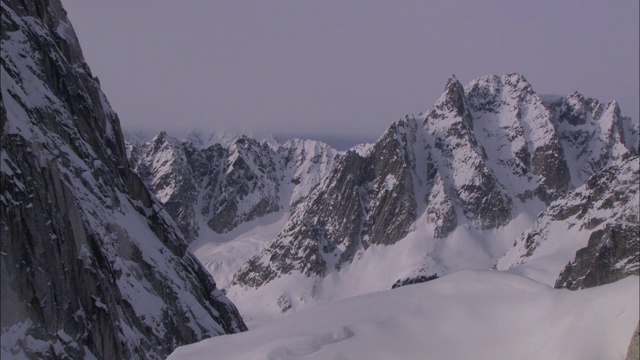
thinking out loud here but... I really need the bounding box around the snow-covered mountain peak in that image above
[464,73,537,112]
[463,74,502,112]
[123,128,155,144]
[539,89,639,186]
[150,130,181,148]
[282,137,332,152]
[183,129,240,149]
[128,73,638,331]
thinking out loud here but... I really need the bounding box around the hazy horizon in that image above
[61,1,639,149]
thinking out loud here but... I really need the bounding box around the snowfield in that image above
[214,206,544,328]
[169,271,639,360]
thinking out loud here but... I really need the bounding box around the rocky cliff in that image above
[1,1,246,358]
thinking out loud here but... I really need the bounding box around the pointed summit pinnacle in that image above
[443,74,467,117]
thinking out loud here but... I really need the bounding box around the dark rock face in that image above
[129,132,206,241]
[555,224,639,290]
[1,1,246,358]
[553,157,639,290]
[391,274,438,289]
[466,73,572,205]
[544,92,638,184]
[496,154,638,290]
[426,75,513,230]
[206,137,282,233]
[350,122,417,248]
[531,142,571,204]
[439,75,475,131]
[424,169,457,239]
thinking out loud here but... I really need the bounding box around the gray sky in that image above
[60,0,639,149]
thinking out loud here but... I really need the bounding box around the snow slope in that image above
[224,209,540,327]
[169,271,640,360]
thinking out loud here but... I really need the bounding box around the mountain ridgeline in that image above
[1,1,246,359]
[130,73,638,295]
[128,134,336,243]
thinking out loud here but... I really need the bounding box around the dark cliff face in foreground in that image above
[1,0,246,359]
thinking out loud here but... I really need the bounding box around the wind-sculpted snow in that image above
[169,271,639,360]
[1,1,246,358]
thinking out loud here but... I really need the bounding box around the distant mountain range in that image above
[128,72,639,324]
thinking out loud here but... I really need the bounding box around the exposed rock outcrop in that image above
[391,274,438,289]
[553,157,639,290]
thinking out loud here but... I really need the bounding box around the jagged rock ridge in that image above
[230,73,638,289]
[128,132,337,243]
[1,1,246,359]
